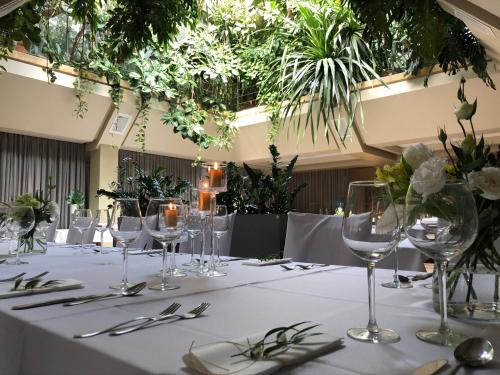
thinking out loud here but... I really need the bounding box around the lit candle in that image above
[199,192,211,211]
[164,203,177,227]
[208,162,222,187]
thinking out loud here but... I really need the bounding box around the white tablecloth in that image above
[0,247,499,375]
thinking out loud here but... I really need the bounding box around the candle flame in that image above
[168,203,175,210]
[213,161,219,170]
[202,181,209,188]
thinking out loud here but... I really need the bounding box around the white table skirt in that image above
[0,247,499,375]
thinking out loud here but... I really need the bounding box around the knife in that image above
[11,294,104,310]
[411,359,448,375]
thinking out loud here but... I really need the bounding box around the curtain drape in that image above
[0,132,87,228]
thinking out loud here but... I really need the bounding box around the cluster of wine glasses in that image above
[342,180,478,347]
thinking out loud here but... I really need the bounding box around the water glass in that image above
[404,180,478,346]
[214,205,229,267]
[109,199,142,291]
[71,209,93,253]
[94,209,110,254]
[342,181,401,344]
[5,206,35,265]
[183,207,202,267]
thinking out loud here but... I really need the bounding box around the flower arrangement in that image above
[376,77,500,271]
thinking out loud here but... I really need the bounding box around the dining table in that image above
[0,245,499,375]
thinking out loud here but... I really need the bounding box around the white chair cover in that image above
[66,217,98,245]
[283,212,426,271]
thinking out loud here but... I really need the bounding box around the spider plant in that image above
[276,2,382,143]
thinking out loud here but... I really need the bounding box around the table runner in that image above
[0,247,498,374]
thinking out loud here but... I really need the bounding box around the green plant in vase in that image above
[66,189,85,208]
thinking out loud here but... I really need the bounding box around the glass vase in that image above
[432,265,500,322]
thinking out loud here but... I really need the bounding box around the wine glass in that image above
[144,198,186,291]
[71,209,93,253]
[214,205,229,267]
[5,206,35,265]
[183,207,202,268]
[404,180,478,346]
[94,209,110,254]
[342,181,401,344]
[109,199,142,291]
[382,205,412,289]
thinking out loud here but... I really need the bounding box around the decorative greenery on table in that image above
[97,157,191,215]
[231,321,323,360]
[11,277,60,291]
[217,145,307,214]
[1,0,494,154]
[376,78,500,272]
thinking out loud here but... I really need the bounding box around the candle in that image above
[164,203,177,227]
[199,192,211,211]
[208,162,222,187]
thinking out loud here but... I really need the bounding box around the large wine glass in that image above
[71,209,93,253]
[5,206,35,265]
[144,198,186,291]
[109,199,142,291]
[183,207,202,268]
[404,180,478,346]
[342,181,401,344]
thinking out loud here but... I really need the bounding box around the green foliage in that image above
[97,158,191,214]
[273,2,381,143]
[345,0,495,88]
[66,189,85,207]
[217,145,307,214]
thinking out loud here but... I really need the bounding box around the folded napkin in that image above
[242,258,292,267]
[0,279,83,299]
[183,331,344,375]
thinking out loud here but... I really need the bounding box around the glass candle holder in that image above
[201,162,227,193]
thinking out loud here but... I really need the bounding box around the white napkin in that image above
[242,258,292,267]
[0,279,84,299]
[183,331,344,375]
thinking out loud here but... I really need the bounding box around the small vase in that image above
[432,265,500,322]
[69,204,78,215]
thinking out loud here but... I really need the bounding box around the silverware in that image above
[74,302,181,339]
[11,282,146,310]
[400,273,433,283]
[110,302,211,336]
[63,282,146,306]
[410,359,447,375]
[0,272,26,282]
[280,264,327,271]
[0,259,6,264]
[448,337,494,375]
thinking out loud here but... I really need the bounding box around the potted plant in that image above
[66,189,85,215]
[218,145,307,258]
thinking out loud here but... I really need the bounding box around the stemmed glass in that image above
[94,209,110,254]
[342,181,401,344]
[5,206,35,265]
[183,206,202,268]
[145,198,187,291]
[109,199,142,291]
[404,180,478,346]
[71,209,93,253]
[214,205,229,267]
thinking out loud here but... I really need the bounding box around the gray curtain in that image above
[118,150,201,198]
[0,132,86,228]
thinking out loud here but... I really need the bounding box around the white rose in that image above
[411,157,447,200]
[403,143,433,171]
[468,167,500,200]
[376,203,404,234]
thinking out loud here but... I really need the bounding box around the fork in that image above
[110,302,211,336]
[0,272,26,282]
[74,302,181,339]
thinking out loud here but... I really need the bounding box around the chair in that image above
[283,212,426,271]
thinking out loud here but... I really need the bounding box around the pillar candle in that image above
[164,203,177,227]
[208,162,222,187]
[199,192,211,211]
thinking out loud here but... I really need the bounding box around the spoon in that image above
[63,282,147,306]
[449,337,494,374]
